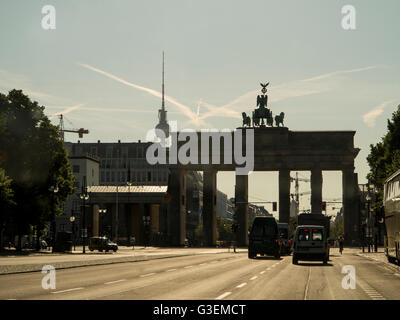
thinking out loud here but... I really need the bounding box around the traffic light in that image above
[322,201,326,211]
[272,202,277,212]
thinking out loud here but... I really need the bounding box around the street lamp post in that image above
[99,208,107,237]
[143,216,151,248]
[80,184,89,254]
[366,191,371,253]
[69,214,75,251]
[49,185,59,253]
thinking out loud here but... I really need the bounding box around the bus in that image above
[384,169,400,264]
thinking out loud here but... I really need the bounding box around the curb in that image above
[0,251,246,276]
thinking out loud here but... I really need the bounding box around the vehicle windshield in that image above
[312,229,323,241]
[298,229,310,241]
[251,222,277,237]
[279,229,289,239]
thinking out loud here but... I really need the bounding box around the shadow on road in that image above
[252,256,283,261]
[295,262,334,267]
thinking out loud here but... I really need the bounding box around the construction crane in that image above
[290,172,311,216]
[58,114,89,141]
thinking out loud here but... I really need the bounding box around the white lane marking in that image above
[199,263,207,266]
[140,273,156,277]
[304,267,311,300]
[216,292,232,300]
[184,265,193,269]
[250,276,258,281]
[166,269,177,272]
[51,287,84,294]
[105,279,126,285]
[236,283,247,288]
[260,271,265,274]
[271,264,276,268]
[266,268,271,270]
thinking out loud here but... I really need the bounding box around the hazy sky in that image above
[1,0,399,218]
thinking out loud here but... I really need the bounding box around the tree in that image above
[367,104,400,206]
[0,168,15,250]
[0,90,75,251]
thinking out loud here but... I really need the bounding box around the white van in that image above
[292,225,329,264]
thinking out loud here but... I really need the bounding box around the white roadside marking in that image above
[184,265,193,269]
[105,279,126,285]
[216,292,232,300]
[166,269,177,272]
[51,287,84,294]
[140,273,156,277]
[250,276,258,281]
[236,283,247,288]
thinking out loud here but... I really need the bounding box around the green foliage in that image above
[0,89,75,245]
[216,216,233,241]
[367,104,400,205]
[331,215,344,240]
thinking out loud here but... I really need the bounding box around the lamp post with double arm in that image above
[80,182,89,254]
[49,185,59,253]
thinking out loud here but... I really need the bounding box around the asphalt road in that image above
[1,248,399,300]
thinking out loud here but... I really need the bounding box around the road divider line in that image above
[236,283,247,288]
[105,279,126,285]
[184,265,193,269]
[216,292,232,300]
[51,287,84,294]
[250,276,258,280]
[166,269,177,272]
[199,263,207,266]
[260,271,265,274]
[140,273,156,277]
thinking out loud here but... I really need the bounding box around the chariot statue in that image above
[252,82,274,127]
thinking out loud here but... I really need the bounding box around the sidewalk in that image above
[0,246,245,275]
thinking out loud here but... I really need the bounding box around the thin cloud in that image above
[78,63,208,128]
[363,100,394,127]
[197,65,381,122]
[301,65,380,82]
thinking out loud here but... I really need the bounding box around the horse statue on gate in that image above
[242,112,251,127]
[252,111,260,126]
[274,112,285,127]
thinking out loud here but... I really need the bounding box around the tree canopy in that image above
[367,104,400,205]
[0,89,75,249]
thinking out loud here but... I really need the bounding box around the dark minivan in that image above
[248,216,281,259]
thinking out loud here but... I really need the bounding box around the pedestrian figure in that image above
[231,223,239,253]
[131,237,135,250]
[339,235,344,255]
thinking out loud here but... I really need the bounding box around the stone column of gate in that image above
[92,204,99,237]
[203,169,217,247]
[167,168,186,246]
[342,167,356,246]
[311,168,323,214]
[279,169,291,223]
[235,174,248,246]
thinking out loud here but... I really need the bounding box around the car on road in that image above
[89,236,118,252]
[278,223,292,255]
[248,216,281,259]
[292,225,329,264]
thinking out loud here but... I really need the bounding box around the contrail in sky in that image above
[49,104,84,119]
[78,63,208,128]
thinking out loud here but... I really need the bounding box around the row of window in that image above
[100,170,168,183]
[99,159,155,169]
